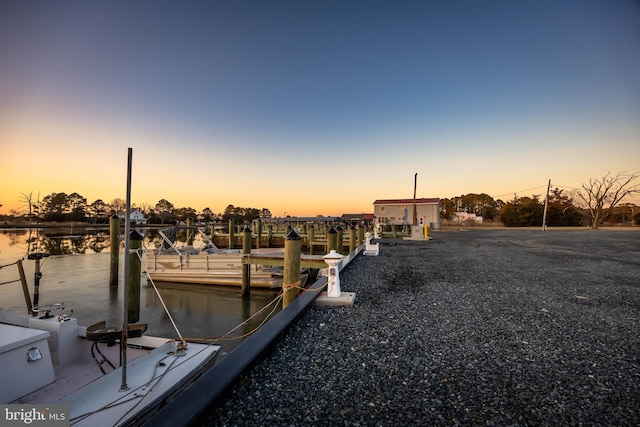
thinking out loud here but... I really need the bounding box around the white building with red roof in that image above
[373,198,440,229]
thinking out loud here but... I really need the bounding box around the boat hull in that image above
[56,341,219,427]
[147,270,283,288]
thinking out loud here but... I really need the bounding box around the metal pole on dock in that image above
[27,252,47,309]
[109,214,119,288]
[128,230,142,323]
[242,225,252,297]
[282,228,301,309]
[121,147,133,391]
[228,219,235,249]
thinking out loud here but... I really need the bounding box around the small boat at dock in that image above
[145,227,298,288]
[1,306,220,426]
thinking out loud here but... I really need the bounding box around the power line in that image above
[494,185,548,199]
[553,184,581,190]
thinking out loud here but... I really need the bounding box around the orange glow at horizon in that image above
[2,110,640,217]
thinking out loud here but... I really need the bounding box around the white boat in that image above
[145,227,291,288]
[0,307,219,426]
[0,148,220,426]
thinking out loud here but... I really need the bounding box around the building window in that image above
[380,207,385,213]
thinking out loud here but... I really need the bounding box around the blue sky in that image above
[1,0,639,216]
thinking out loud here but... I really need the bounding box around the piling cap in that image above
[327,226,337,234]
[130,230,143,241]
[243,225,252,232]
[323,249,344,260]
[285,228,301,240]
[335,224,344,231]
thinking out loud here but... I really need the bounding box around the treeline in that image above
[7,184,639,228]
[10,192,272,225]
[441,189,640,227]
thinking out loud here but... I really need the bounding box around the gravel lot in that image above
[205,229,640,426]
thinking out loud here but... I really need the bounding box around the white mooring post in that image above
[323,249,344,297]
[374,224,381,239]
[363,232,380,256]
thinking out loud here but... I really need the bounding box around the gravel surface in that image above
[204,229,640,426]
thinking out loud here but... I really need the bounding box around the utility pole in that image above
[412,173,418,226]
[542,179,551,231]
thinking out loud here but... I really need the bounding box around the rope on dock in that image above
[184,288,285,343]
[0,257,27,286]
[282,280,301,291]
[0,258,24,269]
[284,279,328,293]
[138,248,184,341]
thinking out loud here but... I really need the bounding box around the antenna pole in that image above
[121,147,133,391]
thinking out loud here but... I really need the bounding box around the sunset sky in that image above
[1,1,639,217]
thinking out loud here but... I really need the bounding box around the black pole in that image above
[413,173,418,226]
[121,147,133,391]
[27,252,49,312]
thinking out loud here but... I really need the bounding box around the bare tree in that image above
[110,198,126,215]
[576,171,640,229]
[19,191,40,223]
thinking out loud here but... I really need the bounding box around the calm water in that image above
[0,229,281,359]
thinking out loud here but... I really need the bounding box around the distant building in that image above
[453,212,483,223]
[259,216,341,227]
[118,209,148,225]
[341,213,374,227]
[373,198,440,228]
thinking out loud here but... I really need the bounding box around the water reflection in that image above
[0,227,208,261]
[0,228,112,258]
[0,228,282,360]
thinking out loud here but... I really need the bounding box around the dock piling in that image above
[128,230,142,323]
[336,225,344,254]
[349,224,356,253]
[187,217,195,245]
[326,226,337,253]
[228,219,235,249]
[242,225,252,297]
[308,226,315,254]
[282,228,302,309]
[109,215,119,288]
[256,219,262,249]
